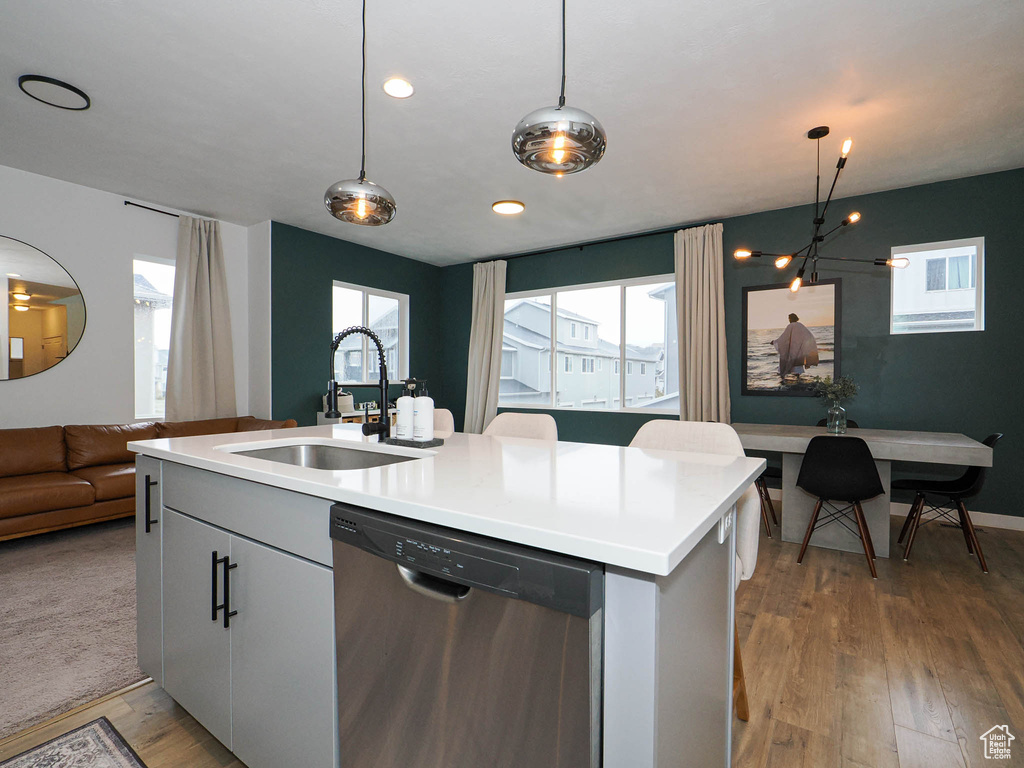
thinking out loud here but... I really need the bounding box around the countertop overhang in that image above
[130,425,765,576]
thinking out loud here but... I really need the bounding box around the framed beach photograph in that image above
[741,278,841,396]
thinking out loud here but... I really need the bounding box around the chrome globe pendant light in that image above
[511,0,606,175]
[324,0,396,226]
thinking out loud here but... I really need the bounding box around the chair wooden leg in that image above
[797,499,823,565]
[957,499,988,573]
[857,502,877,561]
[903,496,925,562]
[853,502,878,579]
[757,484,773,539]
[897,494,923,544]
[954,504,975,555]
[733,623,749,722]
[757,477,779,526]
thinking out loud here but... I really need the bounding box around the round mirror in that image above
[2,235,86,380]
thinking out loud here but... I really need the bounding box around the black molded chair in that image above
[893,433,1002,573]
[753,420,861,537]
[796,436,885,578]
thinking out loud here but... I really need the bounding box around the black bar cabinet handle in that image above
[144,474,159,533]
[223,557,238,629]
[211,551,238,629]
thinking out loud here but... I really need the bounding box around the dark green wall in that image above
[270,222,444,425]
[436,168,1024,516]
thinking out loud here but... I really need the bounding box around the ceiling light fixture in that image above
[511,0,606,175]
[382,78,414,99]
[5,273,21,278]
[18,74,91,110]
[732,127,900,290]
[13,305,30,312]
[324,0,396,226]
[492,200,525,215]
[12,292,31,301]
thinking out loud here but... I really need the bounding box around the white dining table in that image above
[731,423,993,557]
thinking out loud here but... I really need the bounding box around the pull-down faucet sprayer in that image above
[326,326,390,440]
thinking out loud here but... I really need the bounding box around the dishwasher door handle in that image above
[397,565,471,603]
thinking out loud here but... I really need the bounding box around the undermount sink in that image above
[233,443,419,471]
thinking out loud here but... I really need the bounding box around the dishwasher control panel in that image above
[330,502,604,618]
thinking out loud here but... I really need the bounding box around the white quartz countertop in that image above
[130,425,764,576]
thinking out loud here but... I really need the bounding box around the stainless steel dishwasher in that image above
[330,503,604,768]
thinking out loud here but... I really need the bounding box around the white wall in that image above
[0,164,249,428]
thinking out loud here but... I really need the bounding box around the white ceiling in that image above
[2,0,1023,266]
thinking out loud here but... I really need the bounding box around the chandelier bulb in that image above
[790,275,803,293]
[846,211,861,225]
[841,138,853,158]
[774,254,793,269]
[734,249,753,260]
[888,257,910,269]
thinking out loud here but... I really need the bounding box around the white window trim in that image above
[502,275,677,414]
[890,237,985,335]
[640,362,647,375]
[627,361,634,375]
[333,280,410,384]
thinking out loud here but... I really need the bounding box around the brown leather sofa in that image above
[0,416,297,541]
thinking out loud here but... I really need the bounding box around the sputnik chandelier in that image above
[733,126,907,292]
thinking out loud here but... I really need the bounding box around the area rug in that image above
[0,717,147,768]
[0,519,145,739]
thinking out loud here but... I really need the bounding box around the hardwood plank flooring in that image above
[734,511,1024,768]
[1,511,1021,768]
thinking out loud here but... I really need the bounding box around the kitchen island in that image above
[130,424,764,768]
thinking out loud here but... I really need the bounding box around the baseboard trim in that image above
[765,492,1024,532]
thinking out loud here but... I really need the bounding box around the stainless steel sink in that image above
[234,443,419,470]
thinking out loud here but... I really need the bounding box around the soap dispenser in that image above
[395,379,416,440]
[413,384,434,442]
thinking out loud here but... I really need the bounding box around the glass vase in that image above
[827,401,847,434]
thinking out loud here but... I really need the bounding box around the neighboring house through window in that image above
[133,257,174,419]
[891,237,984,334]
[333,281,410,382]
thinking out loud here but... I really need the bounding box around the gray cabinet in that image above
[162,509,232,747]
[159,500,336,768]
[134,455,162,685]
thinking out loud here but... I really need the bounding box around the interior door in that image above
[162,509,233,749]
[230,535,337,768]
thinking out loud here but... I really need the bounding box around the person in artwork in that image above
[772,313,819,379]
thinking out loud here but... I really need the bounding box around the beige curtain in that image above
[675,223,730,422]
[463,260,507,433]
[165,216,237,421]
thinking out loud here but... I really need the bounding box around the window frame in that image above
[332,280,410,384]
[501,273,677,414]
[133,254,176,420]
[890,237,985,335]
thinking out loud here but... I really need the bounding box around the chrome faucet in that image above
[326,326,390,440]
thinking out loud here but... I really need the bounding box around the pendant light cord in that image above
[359,0,367,181]
[558,0,566,108]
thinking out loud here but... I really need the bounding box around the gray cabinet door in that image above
[230,536,337,768]
[162,509,233,749]
[135,455,162,684]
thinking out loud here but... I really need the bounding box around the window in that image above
[891,238,984,334]
[134,258,175,419]
[332,281,409,382]
[499,275,677,412]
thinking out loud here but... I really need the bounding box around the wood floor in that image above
[733,512,1024,768]
[1,514,1021,768]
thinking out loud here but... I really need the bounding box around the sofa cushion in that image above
[237,416,298,431]
[0,473,95,519]
[65,423,158,470]
[157,417,241,439]
[70,463,136,502]
[0,426,67,478]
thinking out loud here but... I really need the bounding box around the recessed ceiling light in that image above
[13,305,30,312]
[18,74,91,110]
[492,200,525,215]
[12,292,31,301]
[382,78,414,99]
[6,273,21,278]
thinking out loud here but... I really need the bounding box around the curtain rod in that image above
[124,200,180,218]
[488,221,697,265]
